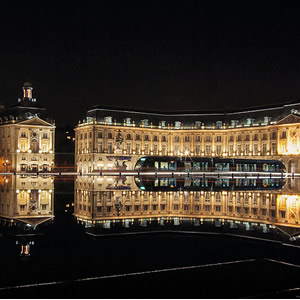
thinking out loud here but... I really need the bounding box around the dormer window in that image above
[216,121,223,128]
[124,118,131,125]
[175,121,181,129]
[159,120,166,129]
[247,118,254,126]
[141,119,149,127]
[194,121,201,129]
[231,120,239,127]
[264,116,271,124]
[104,116,112,125]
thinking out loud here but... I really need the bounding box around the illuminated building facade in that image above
[0,83,55,225]
[74,104,300,229]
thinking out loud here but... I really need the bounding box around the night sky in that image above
[1,1,300,127]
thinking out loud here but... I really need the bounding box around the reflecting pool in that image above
[1,174,300,298]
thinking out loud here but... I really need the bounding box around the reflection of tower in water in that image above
[0,175,54,258]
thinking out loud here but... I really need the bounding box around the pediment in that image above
[14,216,53,227]
[18,117,54,127]
[277,114,300,125]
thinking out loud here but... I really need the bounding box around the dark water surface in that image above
[0,181,300,298]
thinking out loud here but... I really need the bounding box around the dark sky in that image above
[1,1,300,127]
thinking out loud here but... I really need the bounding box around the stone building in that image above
[74,103,300,228]
[0,83,55,225]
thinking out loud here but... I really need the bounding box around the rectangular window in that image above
[253,144,258,155]
[144,144,149,154]
[205,145,211,155]
[271,143,277,155]
[245,144,249,155]
[108,142,113,153]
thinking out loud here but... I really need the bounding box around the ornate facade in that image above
[74,104,300,230]
[0,83,55,226]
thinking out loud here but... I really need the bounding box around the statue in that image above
[115,130,123,154]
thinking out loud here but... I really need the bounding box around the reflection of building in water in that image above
[0,82,55,174]
[74,176,300,229]
[0,175,54,230]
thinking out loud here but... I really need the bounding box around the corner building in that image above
[74,103,300,225]
[0,83,55,225]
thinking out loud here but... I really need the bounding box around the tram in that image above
[134,156,286,173]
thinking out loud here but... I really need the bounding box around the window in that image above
[42,132,48,139]
[141,119,149,127]
[98,131,103,138]
[136,134,140,140]
[245,144,249,155]
[195,145,201,155]
[108,142,113,153]
[104,116,112,124]
[205,145,211,155]
[271,132,277,140]
[153,135,158,142]
[229,136,234,142]
[21,131,26,138]
[185,136,190,142]
[107,132,113,139]
[126,134,132,140]
[175,121,181,129]
[195,135,201,142]
[216,145,222,155]
[281,131,287,139]
[262,133,268,140]
[144,135,149,141]
[262,143,267,154]
[159,121,166,128]
[124,118,131,125]
[174,136,180,142]
[126,143,131,153]
[162,136,167,142]
[216,136,222,142]
[253,144,258,155]
[216,121,222,128]
[271,143,277,155]
[205,136,211,142]
[144,144,149,154]
[253,134,259,141]
[98,142,102,152]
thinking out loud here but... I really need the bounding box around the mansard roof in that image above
[0,103,54,125]
[84,100,300,129]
